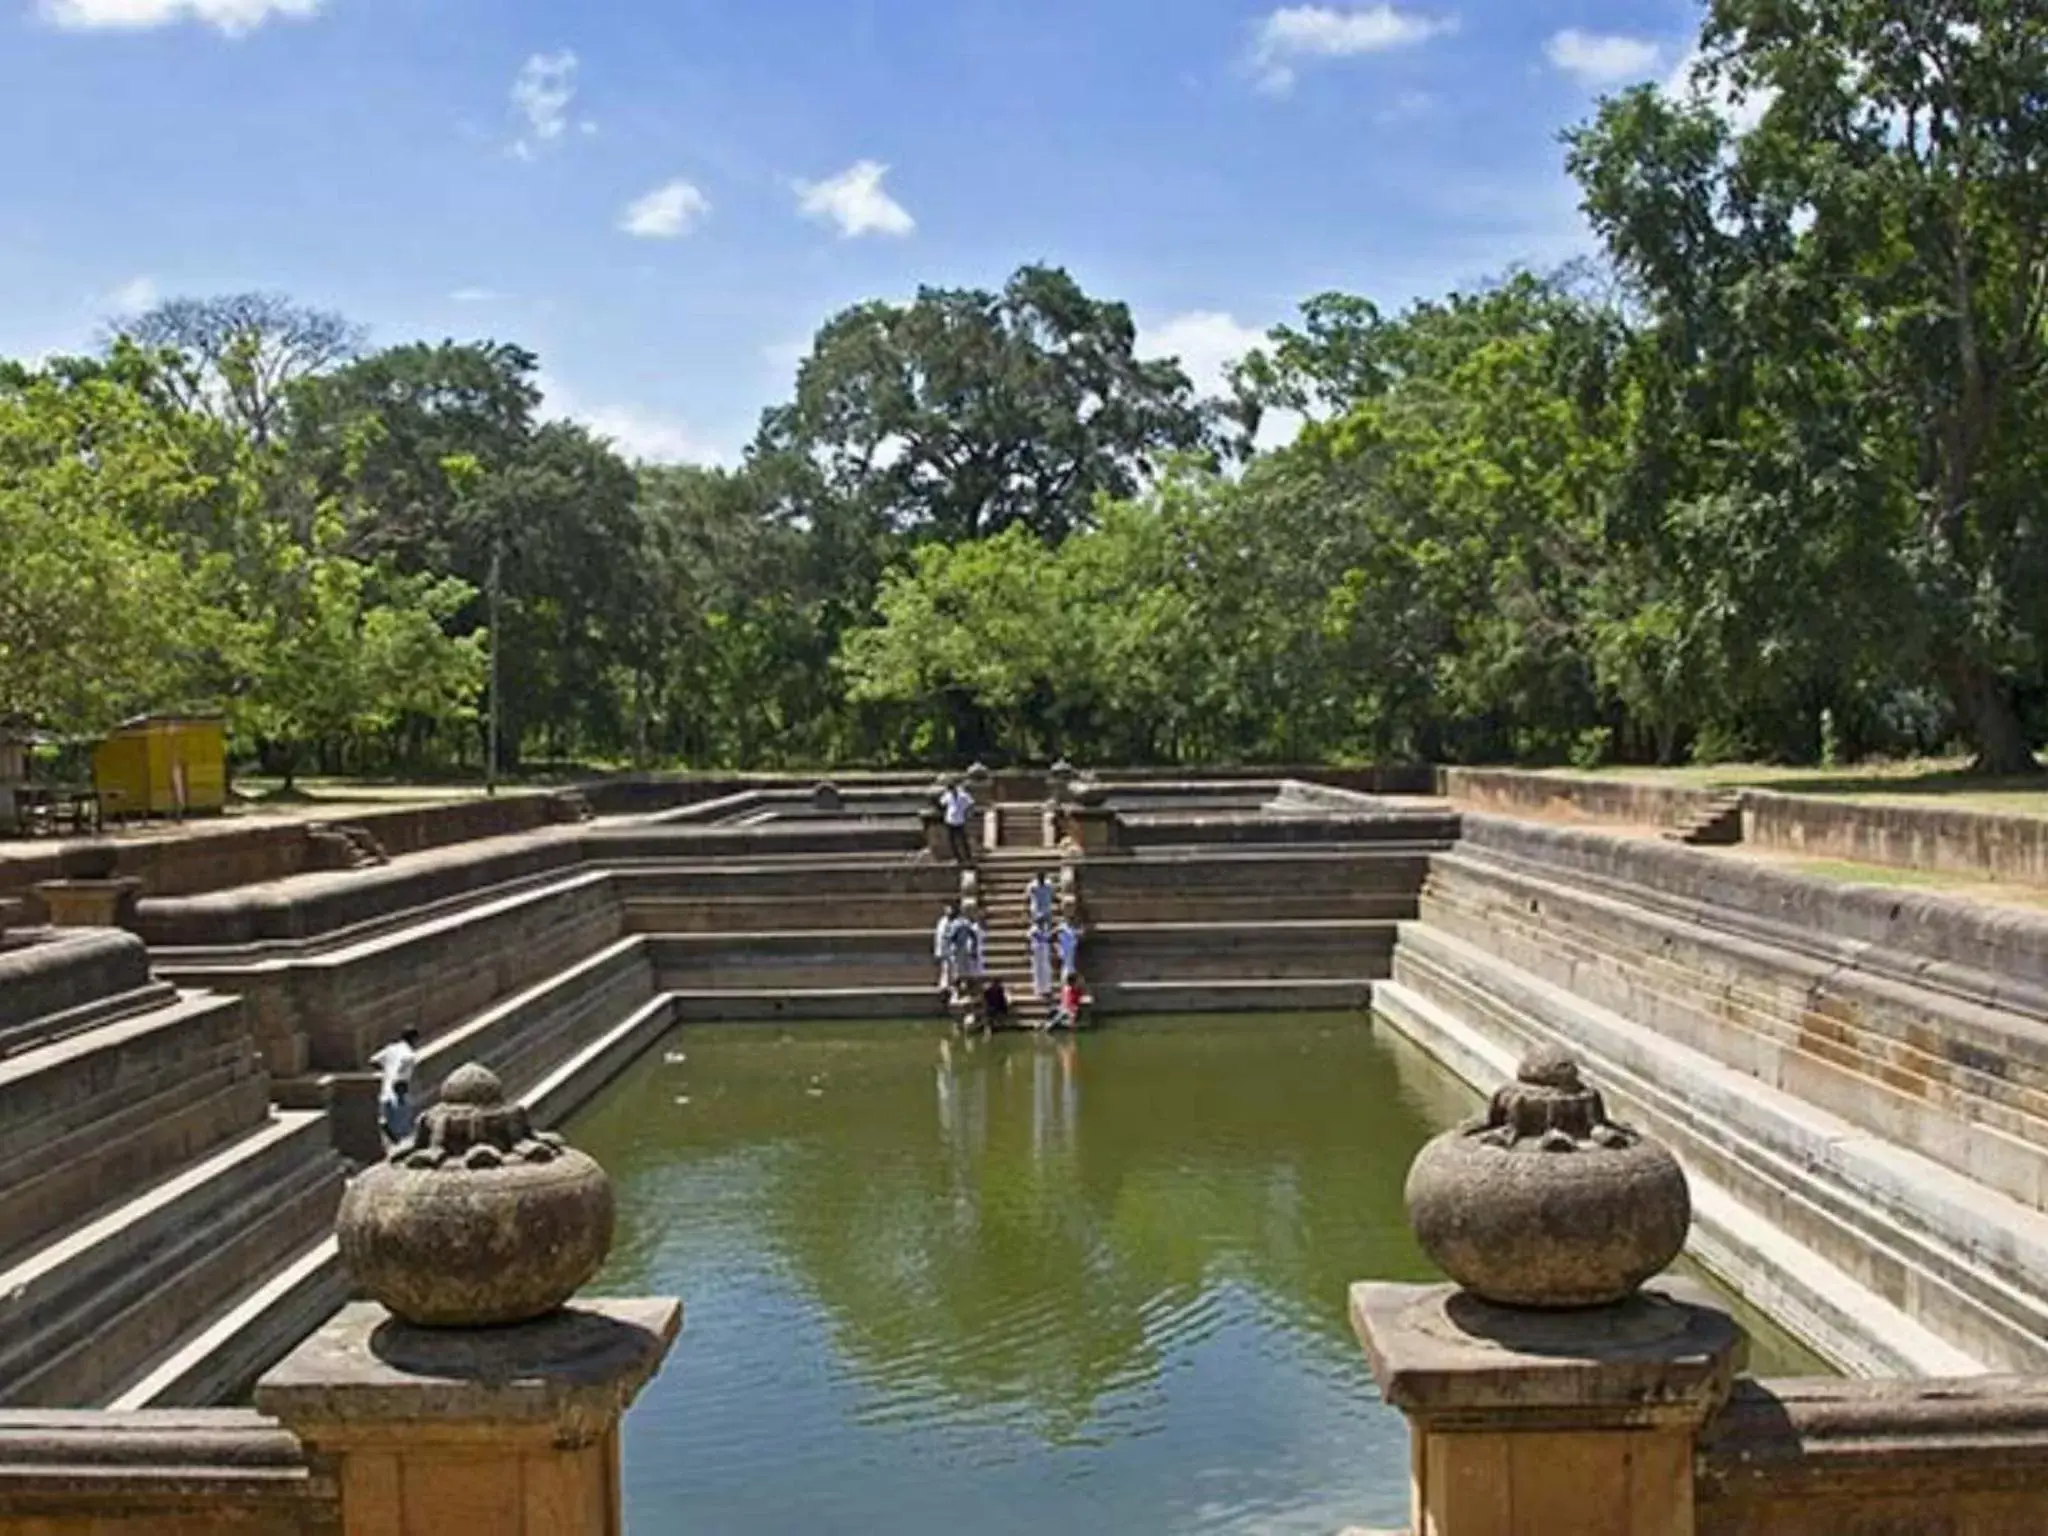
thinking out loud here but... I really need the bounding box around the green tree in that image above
[1568,0,2048,771]
[0,349,244,731]
[754,265,1216,550]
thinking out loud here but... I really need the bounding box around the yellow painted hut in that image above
[93,715,227,818]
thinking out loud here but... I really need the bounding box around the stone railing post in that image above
[1066,779,1121,856]
[257,1063,679,1536]
[1354,1046,1743,1536]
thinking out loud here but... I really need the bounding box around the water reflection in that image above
[570,1014,1812,1535]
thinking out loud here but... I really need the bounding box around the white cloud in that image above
[1663,45,1773,134]
[39,0,318,32]
[795,160,915,239]
[448,287,506,303]
[510,50,579,157]
[1140,311,1267,399]
[1140,310,1303,452]
[1251,4,1454,94]
[1546,29,1660,85]
[104,275,159,315]
[542,376,727,466]
[619,179,711,239]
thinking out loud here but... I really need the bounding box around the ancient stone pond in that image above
[570,1014,1817,1534]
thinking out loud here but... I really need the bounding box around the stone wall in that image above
[1743,786,2048,884]
[1076,849,1436,925]
[133,830,585,948]
[1697,1375,2048,1534]
[0,931,167,1048]
[0,793,571,911]
[158,872,626,1078]
[612,859,957,933]
[1374,813,2048,1376]
[1118,809,1460,849]
[1436,766,1729,828]
[0,1409,336,1534]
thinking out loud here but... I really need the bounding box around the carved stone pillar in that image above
[1357,1047,1743,1536]
[259,1063,680,1536]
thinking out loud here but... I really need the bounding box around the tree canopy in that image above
[12,16,2048,784]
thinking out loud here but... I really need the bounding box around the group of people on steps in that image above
[933,871,1085,1032]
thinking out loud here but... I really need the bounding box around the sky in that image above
[0,0,1712,464]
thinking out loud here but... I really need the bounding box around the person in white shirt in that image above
[966,909,988,980]
[369,1028,421,1145]
[945,911,979,999]
[1026,871,1056,928]
[1054,918,1081,983]
[1028,919,1054,999]
[934,903,961,994]
[942,781,975,863]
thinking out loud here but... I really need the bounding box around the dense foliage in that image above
[5,1,2042,775]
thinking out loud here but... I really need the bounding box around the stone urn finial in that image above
[1404,1047,1689,1309]
[336,1063,615,1328]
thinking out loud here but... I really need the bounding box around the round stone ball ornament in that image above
[337,1063,616,1328]
[1404,1046,1689,1309]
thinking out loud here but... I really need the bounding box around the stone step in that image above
[669,986,949,1021]
[1370,978,1975,1383]
[107,1236,347,1410]
[0,992,270,1265]
[0,1110,343,1406]
[1101,979,1373,1013]
[115,995,678,1411]
[1387,922,2048,1374]
[1421,854,2048,1138]
[1418,866,2048,1197]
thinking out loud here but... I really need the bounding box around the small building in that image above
[93,714,227,818]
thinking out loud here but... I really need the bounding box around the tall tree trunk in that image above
[1940,655,2041,776]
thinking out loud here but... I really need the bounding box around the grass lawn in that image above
[1547,757,2048,819]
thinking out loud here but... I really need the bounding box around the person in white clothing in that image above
[934,903,961,994]
[1026,872,1056,928]
[965,909,988,980]
[1028,919,1054,999]
[945,910,978,998]
[941,781,975,863]
[1053,918,1081,982]
[369,1028,421,1145]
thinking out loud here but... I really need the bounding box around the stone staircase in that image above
[973,852,1058,1003]
[1371,841,2048,1377]
[0,971,345,1408]
[1663,791,1744,846]
[305,822,389,872]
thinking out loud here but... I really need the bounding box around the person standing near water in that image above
[966,906,989,982]
[370,1027,421,1144]
[934,902,961,995]
[1028,918,1055,999]
[1053,916,1081,982]
[945,907,979,999]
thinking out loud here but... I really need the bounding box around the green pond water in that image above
[570,1014,1819,1534]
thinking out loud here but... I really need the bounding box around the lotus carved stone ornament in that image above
[1403,1045,1690,1308]
[336,1063,616,1327]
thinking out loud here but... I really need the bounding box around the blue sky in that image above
[0,0,1708,462]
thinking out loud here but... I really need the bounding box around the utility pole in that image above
[486,531,501,798]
